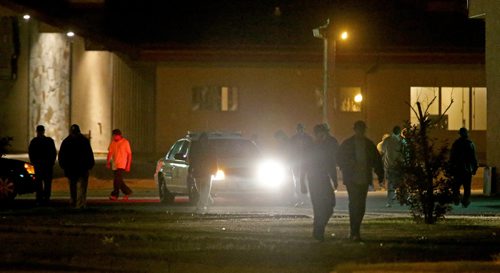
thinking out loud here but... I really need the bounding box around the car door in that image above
[170,140,190,193]
[161,140,184,192]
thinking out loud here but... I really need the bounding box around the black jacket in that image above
[450,137,478,175]
[28,136,57,168]
[337,135,384,186]
[58,134,95,177]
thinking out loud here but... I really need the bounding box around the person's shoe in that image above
[385,203,392,208]
[461,200,471,208]
[349,234,362,242]
[313,232,325,242]
[109,195,118,201]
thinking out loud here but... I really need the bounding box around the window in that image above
[192,86,238,111]
[339,87,362,112]
[410,86,487,130]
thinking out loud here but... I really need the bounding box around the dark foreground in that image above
[1,199,500,273]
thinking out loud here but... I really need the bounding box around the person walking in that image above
[28,125,57,205]
[381,126,404,207]
[301,124,338,241]
[338,120,384,241]
[290,123,313,207]
[107,129,133,201]
[58,124,95,209]
[189,132,217,212]
[449,127,478,208]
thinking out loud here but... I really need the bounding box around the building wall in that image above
[0,15,29,152]
[71,37,113,153]
[469,0,500,171]
[156,61,486,160]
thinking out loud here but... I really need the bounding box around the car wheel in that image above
[0,176,16,201]
[187,177,199,205]
[158,175,175,204]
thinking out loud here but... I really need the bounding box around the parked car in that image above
[0,157,37,201]
[154,132,290,204]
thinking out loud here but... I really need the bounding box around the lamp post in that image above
[313,19,348,124]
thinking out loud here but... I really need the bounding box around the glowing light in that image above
[257,159,286,189]
[24,163,35,175]
[340,31,348,40]
[354,94,363,103]
[66,31,75,37]
[23,14,30,20]
[212,169,225,181]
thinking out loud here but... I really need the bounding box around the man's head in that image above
[353,120,367,137]
[392,126,401,136]
[36,125,45,136]
[70,124,80,136]
[313,124,328,142]
[459,127,468,138]
[112,129,123,141]
[296,123,305,134]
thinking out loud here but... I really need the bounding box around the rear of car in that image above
[0,158,37,201]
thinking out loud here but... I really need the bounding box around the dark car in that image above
[0,157,37,201]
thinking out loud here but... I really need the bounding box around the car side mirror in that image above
[174,153,186,160]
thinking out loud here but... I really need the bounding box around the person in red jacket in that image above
[107,129,133,201]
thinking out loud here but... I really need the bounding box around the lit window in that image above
[339,87,362,112]
[472,87,487,130]
[192,86,238,112]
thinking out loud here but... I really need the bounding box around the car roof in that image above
[186,131,245,141]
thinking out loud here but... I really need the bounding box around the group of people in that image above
[278,120,478,242]
[275,121,384,242]
[28,124,133,209]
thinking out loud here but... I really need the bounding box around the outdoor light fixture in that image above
[66,31,75,37]
[22,14,30,20]
[313,19,349,124]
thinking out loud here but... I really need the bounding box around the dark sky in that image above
[4,0,485,51]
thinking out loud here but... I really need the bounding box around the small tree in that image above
[396,98,454,224]
[0,136,13,157]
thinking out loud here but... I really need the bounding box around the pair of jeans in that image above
[35,166,53,203]
[68,173,89,209]
[345,182,369,238]
[111,169,132,197]
[195,176,213,209]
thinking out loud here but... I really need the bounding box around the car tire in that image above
[0,176,16,202]
[187,177,199,205]
[158,175,175,204]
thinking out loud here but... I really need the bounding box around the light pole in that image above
[313,19,348,124]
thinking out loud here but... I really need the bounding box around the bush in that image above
[0,136,13,157]
[396,101,454,224]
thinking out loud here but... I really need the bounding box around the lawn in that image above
[0,205,499,273]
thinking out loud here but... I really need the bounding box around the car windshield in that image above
[204,139,260,158]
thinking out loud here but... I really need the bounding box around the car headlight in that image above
[212,169,225,181]
[257,159,286,188]
[24,163,35,175]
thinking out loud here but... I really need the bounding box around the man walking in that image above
[28,125,57,205]
[107,129,133,201]
[301,124,338,241]
[58,124,95,209]
[189,132,217,212]
[449,127,478,208]
[381,126,404,207]
[290,123,313,206]
[338,121,384,241]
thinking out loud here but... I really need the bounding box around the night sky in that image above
[3,0,485,51]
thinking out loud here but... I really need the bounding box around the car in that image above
[154,132,291,204]
[0,157,37,201]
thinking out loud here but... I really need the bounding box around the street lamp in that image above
[313,19,348,124]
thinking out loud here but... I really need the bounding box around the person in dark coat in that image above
[290,123,313,206]
[28,125,57,204]
[449,127,478,208]
[301,124,338,241]
[189,132,218,212]
[338,120,384,241]
[58,124,95,209]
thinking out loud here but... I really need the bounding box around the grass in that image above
[0,205,500,273]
